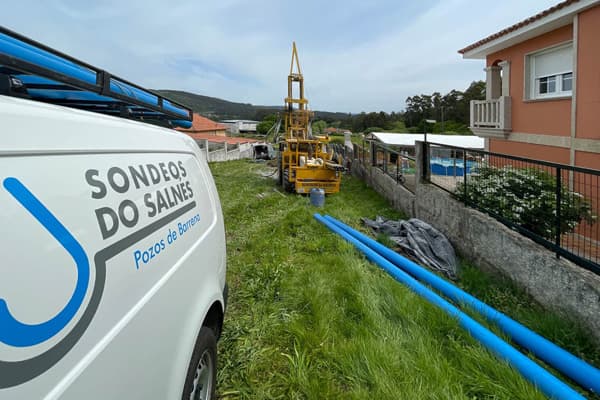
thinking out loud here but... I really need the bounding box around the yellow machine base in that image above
[294,167,341,194]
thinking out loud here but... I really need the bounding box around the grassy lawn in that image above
[211,159,599,400]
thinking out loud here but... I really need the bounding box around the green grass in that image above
[458,261,600,368]
[211,159,599,399]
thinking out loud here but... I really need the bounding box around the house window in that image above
[536,72,572,96]
[538,76,556,94]
[526,43,573,99]
[562,72,573,91]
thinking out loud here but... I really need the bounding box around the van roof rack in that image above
[0,26,193,129]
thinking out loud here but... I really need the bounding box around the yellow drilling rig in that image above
[277,42,344,194]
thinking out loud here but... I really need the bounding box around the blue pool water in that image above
[430,158,477,176]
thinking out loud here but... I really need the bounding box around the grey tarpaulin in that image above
[362,216,458,279]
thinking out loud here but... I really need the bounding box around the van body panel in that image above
[0,96,194,154]
[0,96,226,399]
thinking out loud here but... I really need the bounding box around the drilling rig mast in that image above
[278,42,343,194]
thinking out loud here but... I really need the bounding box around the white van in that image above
[0,94,227,399]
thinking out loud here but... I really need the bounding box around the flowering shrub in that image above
[455,165,597,238]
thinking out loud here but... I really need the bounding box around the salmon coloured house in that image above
[459,0,600,171]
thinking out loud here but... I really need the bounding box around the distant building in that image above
[220,120,259,134]
[175,113,228,138]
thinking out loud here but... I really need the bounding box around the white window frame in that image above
[525,42,573,100]
[535,71,572,98]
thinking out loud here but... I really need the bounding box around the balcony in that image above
[470,96,512,139]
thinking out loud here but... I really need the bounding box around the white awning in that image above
[367,132,484,149]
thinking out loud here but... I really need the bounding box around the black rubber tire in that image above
[278,143,285,187]
[278,156,283,187]
[181,327,217,400]
[283,169,294,192]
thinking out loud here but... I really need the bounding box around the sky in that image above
[3,0,560,113]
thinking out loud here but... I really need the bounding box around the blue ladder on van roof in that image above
[0,26,193,129]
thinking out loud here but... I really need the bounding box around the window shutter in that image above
[534,45,573,78]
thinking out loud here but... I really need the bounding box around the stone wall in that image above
[352,143,600,342]
[352,160,415,216]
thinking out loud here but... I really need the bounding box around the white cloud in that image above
[2,0,558,112]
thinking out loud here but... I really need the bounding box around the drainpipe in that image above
[322,214,600,395]
[314,213,586,400]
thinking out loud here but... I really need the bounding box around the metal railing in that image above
[426,142,600,275]
[330,142,350,163]
[355,141,417,193]
[354,141,371,167]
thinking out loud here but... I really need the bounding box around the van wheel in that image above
[182,327,217,400]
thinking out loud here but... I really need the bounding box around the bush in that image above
[455,165,597,238]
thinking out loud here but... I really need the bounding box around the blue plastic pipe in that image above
[323,214,600,394]
[0,32,96,84]
[20,88,192,127]
[313,214,585,400]
[171,120,193,129]
[0,33,190,119]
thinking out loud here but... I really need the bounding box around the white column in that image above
[485,65,502,100]
[498,61,510,97]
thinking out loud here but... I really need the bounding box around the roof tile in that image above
[175,113,228,133]
[458,0,580,54]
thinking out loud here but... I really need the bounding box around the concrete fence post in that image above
[415,141,429,184]
[370,141,376,166]
[204,139,209,160]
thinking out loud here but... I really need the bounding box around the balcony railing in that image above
[470,96,511,135]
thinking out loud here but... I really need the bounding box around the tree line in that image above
[403,81,485,134]
[255,81,485,136]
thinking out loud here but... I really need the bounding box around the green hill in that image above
[155,89,350,122]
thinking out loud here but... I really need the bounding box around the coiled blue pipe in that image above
[323,214,600,394]
[313,213,585,400]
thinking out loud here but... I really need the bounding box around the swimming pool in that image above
[430,158,477,176]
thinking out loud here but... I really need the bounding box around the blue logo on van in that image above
[0,178,90,347]
[0,175,196,388]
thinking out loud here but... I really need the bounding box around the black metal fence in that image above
[330,142,350,163]
[354,140,371,168]
[355,141,417,193]
[425,142,600,275]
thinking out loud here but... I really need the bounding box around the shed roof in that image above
[368,133,484,149]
